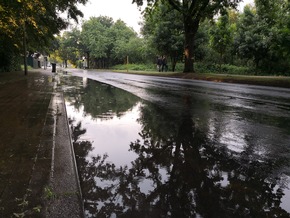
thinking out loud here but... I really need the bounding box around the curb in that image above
[45,88,84,217]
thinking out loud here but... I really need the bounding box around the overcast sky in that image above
[77,0,255,33]
[77,0,143,33]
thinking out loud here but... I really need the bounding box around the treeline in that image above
[1,0,289,76]
[145,0,290,75]
[51,17,151,69]
[54,0,290,75]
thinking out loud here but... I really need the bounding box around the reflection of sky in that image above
[281,180,290,213]
[66,102,142,167]
[66,99,169,197]
[63,76,290,215]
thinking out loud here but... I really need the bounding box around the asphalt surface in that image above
[69,69,290,116]
[1,68,289,217]
[0,70,83,217]
[66,68,290,216]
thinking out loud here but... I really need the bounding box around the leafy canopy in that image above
[0,0,88,49]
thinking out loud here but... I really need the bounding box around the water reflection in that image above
[60,76,290,217]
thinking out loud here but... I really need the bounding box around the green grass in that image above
[20,65,33,71]
[111,63,156,71]
[110,63,290,88]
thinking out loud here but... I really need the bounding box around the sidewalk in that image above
[0,70,83,217]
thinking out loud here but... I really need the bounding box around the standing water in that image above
[59,75,290,217]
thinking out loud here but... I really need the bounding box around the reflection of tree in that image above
[69,118,86,142]
[70,96,290,217]
[61,76,139,120]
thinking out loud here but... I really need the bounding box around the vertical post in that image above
[126,56,129,72]
[23,23,28,76]
[86,51,90,69]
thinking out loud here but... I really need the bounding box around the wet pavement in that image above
[0,71,83,217]
[1,69,290,217]
[59,70,290,217]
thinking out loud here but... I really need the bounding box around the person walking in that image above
[157,56,162,72]
[161,55,167,72]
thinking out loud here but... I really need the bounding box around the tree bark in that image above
[86,51,90,69]
[183,15,199,73]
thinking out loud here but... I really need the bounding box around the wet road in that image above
[61,69,290,217]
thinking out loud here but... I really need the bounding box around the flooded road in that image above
[59,71,290,217]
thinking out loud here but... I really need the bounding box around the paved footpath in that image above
[0,70,83,217]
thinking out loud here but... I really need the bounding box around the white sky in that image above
[77,0,144,33]
[77,0,254,33]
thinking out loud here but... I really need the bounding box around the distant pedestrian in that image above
[157,56,162,72]
[161,55,167,72]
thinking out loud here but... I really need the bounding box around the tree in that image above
[57,28,82,67]
[142,1,184,71]
[81,16,114,68]
[235,0,290,74]
[113,37,149,64]
[109,19,137,64]
[235,6,267,70]
[0,0,88,74]
[254,0,290,74]
[81,16,142,68]
[210,10,234,71]
[133,0,242,73]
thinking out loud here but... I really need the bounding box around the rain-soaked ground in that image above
[58,73,290,217]
[0,72,54,217]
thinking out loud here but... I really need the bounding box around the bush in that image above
[0,53,22,72]
[111,63,156,71]
[194,63,251,75]
[111,62,258,75]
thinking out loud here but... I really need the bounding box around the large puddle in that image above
[59,75,290,217]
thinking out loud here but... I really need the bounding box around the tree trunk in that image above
[183,15,200,73]
[23,24,28,76]
[183,33,194,73]
[86,51,90,69]
[170,55,177,72]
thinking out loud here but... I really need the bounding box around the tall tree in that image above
[210,10,234,71]
[235,6,266,70]
[235,0,290,74]
[81,16,114,68]
[133,0,242,73]
[142,1,184,71]
[58,28,82,67]
[81,16,142,68]
[0,0,88,74]
[254,0,290,74]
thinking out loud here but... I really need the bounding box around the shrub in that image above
[111,64,156,71]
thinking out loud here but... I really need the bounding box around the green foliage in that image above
[56,28,82,67]
[112,62,252,75]
[209,10,234,66]
[81,16,114,59]
[195,63,251,75]
[50,0,290,76]
[142,1,184,71]
[44,186,55,200]
[112,63,156,71]
[0,0,88,72]
[20,65,33,71]
[80,16,149,68]
[0,36,22,72]
[171,62,251,75]
[234,0,290,74]
[134,0,243,72]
